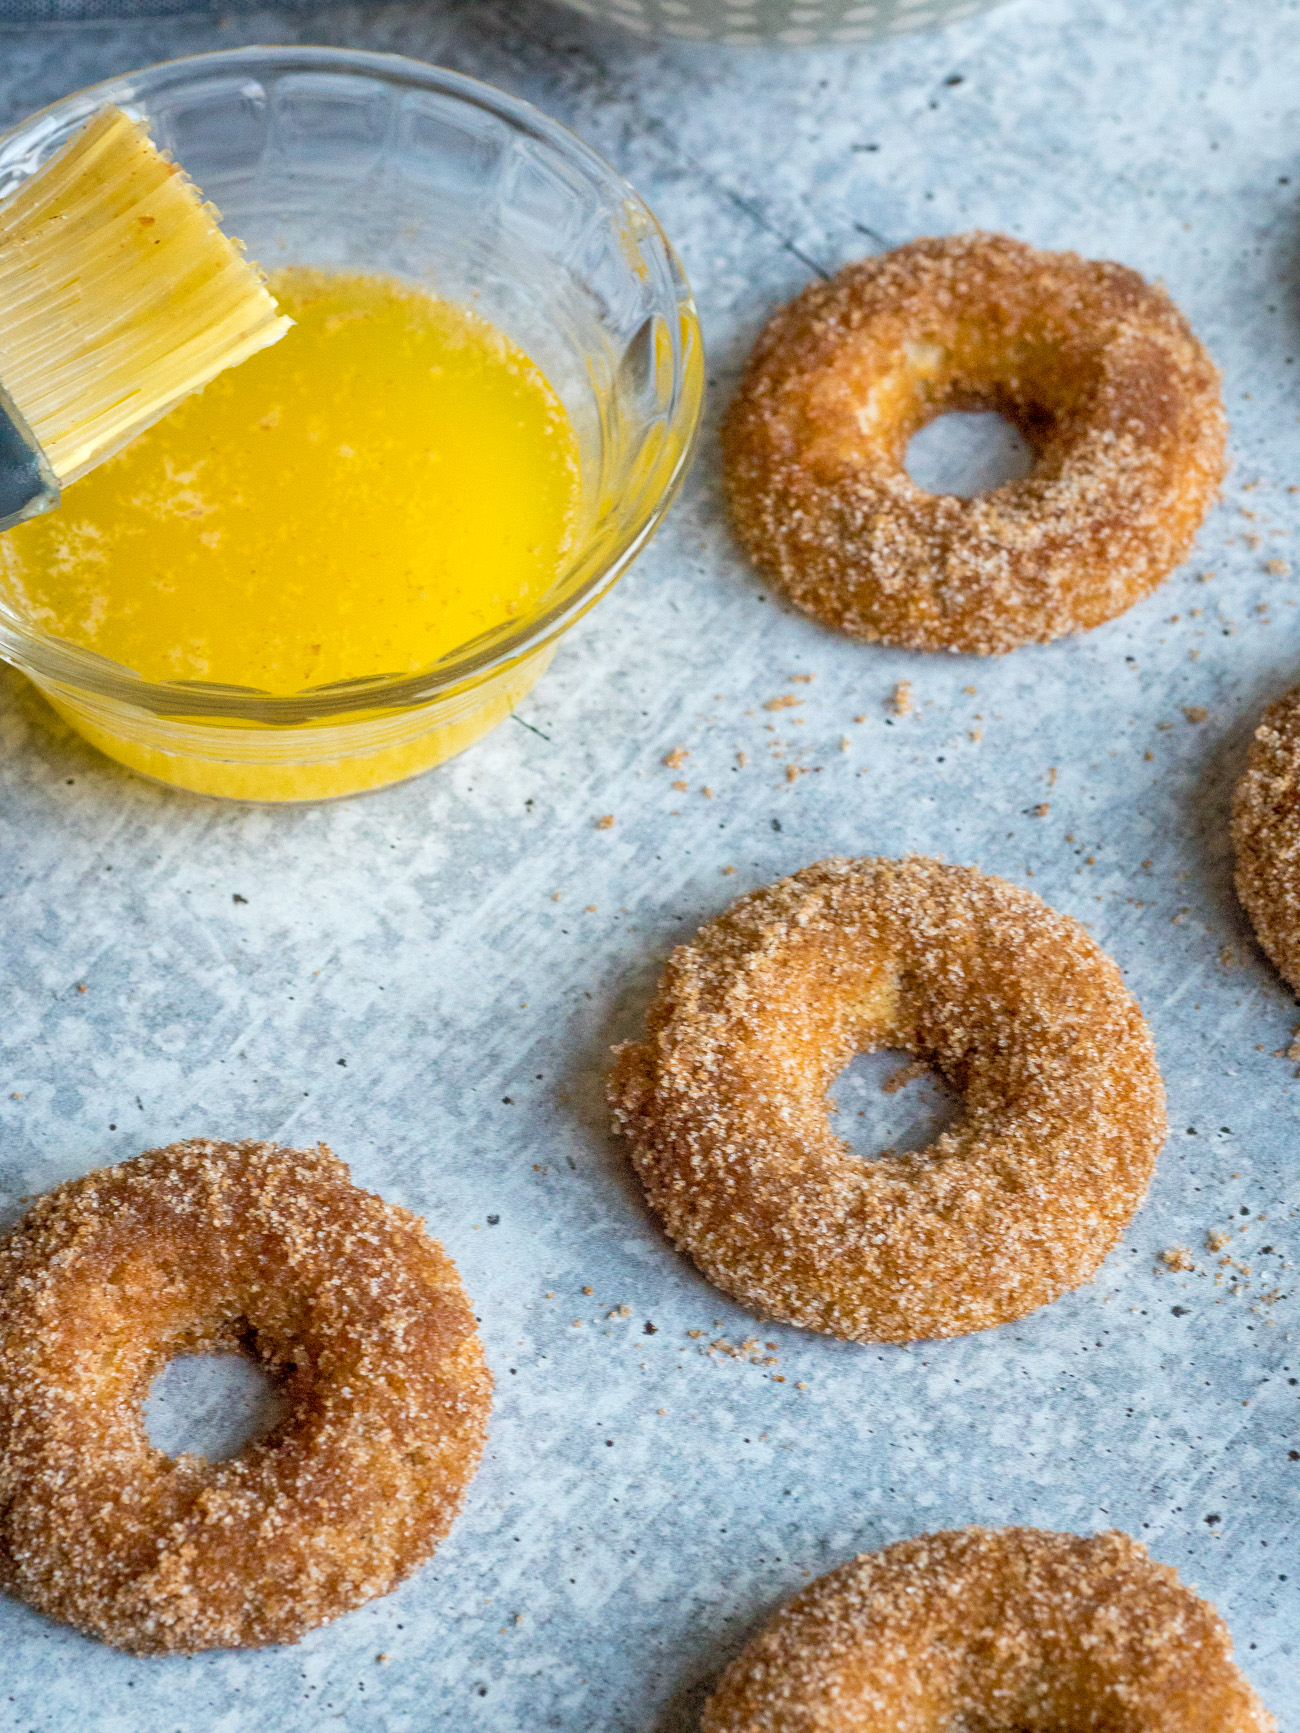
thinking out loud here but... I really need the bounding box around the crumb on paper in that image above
[785,764,802,783]
[1220,945,1238,969]
[853,714,867,724]
[1206,1230,1231,1252]
[584,904,597,913]
[721,865,736,876]
[1031,803,1050,818]
[596,814,615,830]
[1183,706,1209,724]
[1161,1246,1195,1272]
[839,736,851,752]
[891,681,913,717]
[663,746,689,768]
[736,751,747,768]
[582,1286,593,1295]
[673,779,688,792]
[764,694,803,711]
[1266,559,1290,575]
[790,673,815,684]
[701,786,714,799]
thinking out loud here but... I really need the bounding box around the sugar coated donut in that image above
[702,1526,1275,1733]
[0,1139,491,1653]
[1233,684,1300,992]
[722,231,1225,654]
[608,857,1165,1342]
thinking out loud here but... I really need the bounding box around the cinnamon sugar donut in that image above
[703,1527,1275,1733]
[1232,685,1300,991]
[722,232,1226,654]
[0,1138,491,1654]
[608,857,1165,1342]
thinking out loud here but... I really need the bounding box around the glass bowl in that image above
[552,0,1008,44]
[0,47,703,801]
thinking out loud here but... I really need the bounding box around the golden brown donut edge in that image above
[1233,684,1300,993]
[722,231,1227,654]
[702,1526,1275,1733]
[0,1138,492,1654]
[609,857,1166,1343]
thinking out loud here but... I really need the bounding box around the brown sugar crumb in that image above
[721,865,736,876]
[673,779,688,792]
[1183,706,1209,724]
[785,764,802,783]
[890,681,913,717]
[1031,803,1050,817]
[1266,558,1290,575]
[764,694,803,711]
[1206,1230,1231,1252]
[791,673,816,684]
[853,714,868,724]
[663,746,689,768]
[596,814,615,830]
[582,1285,593,1295]
[702,786,715,799]
[1161,1245,1195,1272]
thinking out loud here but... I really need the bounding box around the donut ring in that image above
[1232,685,1300,992]
[702,1527,1275,1732]
[0,1139,491,1654]
[608,857,1165,1342]
[722,231,1226,654]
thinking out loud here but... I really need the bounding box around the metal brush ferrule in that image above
[0,380,59,532]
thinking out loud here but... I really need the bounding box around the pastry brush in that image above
[0,103,291,532]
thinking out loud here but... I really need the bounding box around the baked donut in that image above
[0,1138,491,1654]
[722,231,1225,654]
[1233,684,1300,992]
[608,857,1165,1341]
[702,1526,1275,1732]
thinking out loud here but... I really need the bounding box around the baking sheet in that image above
[0,0,1295,1725]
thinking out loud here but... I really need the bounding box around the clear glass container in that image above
[552,0,1008,45]
[0,48,703,801]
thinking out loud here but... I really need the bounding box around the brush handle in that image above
[0,384,59,532]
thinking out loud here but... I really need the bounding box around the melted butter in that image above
[0,267,581,695]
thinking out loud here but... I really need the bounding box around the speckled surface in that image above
[0,1,1297,1727]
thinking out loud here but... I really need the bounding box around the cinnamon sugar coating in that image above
[702,1527,1275,1733]
[0,1139,491,1654]
[1232,685,1300,991]
[609,858,1165,1342]
[722,232,1226,654]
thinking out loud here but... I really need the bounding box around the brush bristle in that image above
[0,104,292,485]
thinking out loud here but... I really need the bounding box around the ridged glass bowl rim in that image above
[0,45,703,724]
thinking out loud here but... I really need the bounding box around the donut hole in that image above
[827,1048,964,1159]
[145,1348,291,1462]
[905,410,1035,498]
